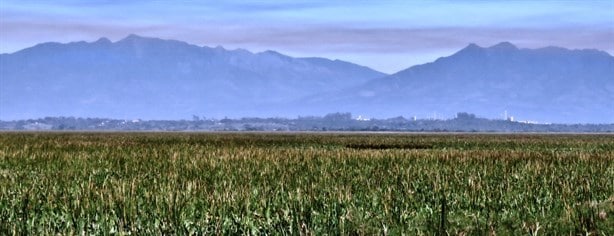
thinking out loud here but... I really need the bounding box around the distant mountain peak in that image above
[451,42,522,59]
[459,42,519,54]
[94,37,112,44]
[451,43,485,58]
[124,34,143,40]
[118,34,154,43]
[489,42,518,51]
[458,43,483,53]
[465,43,483,49]
[259,50,287,57]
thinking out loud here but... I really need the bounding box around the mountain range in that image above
[300,42,614,123]
[0,34,385,119]
[1,35,612,123]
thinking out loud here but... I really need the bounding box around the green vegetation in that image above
[1,132,613,235]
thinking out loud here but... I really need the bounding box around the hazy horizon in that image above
[5,35,614,75]
[1,1,612,124]
[1,0,612,73]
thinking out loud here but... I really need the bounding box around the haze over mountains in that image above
[0,35,385,119]
[302,42,614,123]
[1,35,612,123]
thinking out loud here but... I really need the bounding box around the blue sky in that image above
[1,0,613,73]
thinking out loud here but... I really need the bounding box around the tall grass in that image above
[0,133,612,234]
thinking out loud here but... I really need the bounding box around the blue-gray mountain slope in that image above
[2,37,612,124]
[0,35,385,120]
[302,42,614,123]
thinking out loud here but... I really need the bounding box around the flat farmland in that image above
[0,132,613,234]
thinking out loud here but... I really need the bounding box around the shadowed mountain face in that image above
[300,42,614,123]
[0,34,385,120]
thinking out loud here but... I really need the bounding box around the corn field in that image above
[0,132,613,234]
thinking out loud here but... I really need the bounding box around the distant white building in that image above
[355,115,370,121]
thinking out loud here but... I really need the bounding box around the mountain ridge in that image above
[298,42,613,123]
[1,37,612,123]
[0,34,386,120]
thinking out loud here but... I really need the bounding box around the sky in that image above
[1,0,613,73]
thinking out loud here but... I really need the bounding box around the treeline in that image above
[1,112,613,132]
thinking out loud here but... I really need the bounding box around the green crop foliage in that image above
[0,132,613,235]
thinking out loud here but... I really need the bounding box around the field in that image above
[0,132,613,235]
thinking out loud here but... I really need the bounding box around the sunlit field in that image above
[1,132,613,234]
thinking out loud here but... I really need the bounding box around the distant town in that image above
[2,112,612,132]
